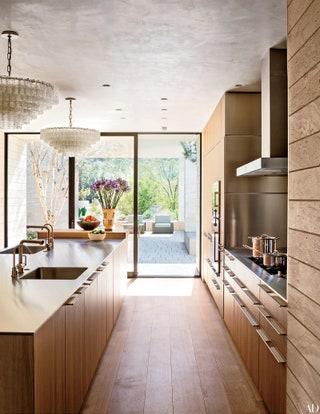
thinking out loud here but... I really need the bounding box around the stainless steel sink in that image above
[0,245,46,254]
[21,267,87,280]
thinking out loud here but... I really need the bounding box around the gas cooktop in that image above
[248,256,287,278]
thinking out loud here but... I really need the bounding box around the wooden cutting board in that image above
[37,229,127,240]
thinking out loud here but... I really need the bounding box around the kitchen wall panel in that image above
[287,0,320,410]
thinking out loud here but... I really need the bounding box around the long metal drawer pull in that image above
[74,285,88,294]
[212,278,220,290]
[226,269,235,277]
[64,295,78,306]
[258,307,286,335]
[233,277,246,289]
[222,264,230,271]
[256,328,270,343]
[243,289,260,305]
[88,272,100,281]
[258,283,273,293]
[233,294,245,307]
[269,293,287,307]
[256,329,286,364]
[227,285,235,294]
[233,294,259,326]
[240,306,259,327]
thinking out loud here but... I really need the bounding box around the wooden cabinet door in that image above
[106,256,114,339]
[232,295,259,387]
[98,266,108,351]
[257,329,286,414]
[223,284,234,336]
[84,276,100,392]
[34,306,66,414]
[65,292,85,414]
[113,241,127,323]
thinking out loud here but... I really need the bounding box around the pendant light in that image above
[0,30,58,129]
[40,97,100,156]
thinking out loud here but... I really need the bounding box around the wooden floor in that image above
[81,278,267,414]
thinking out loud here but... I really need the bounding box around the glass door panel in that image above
[76,135,135,273]
[137,134,200,277]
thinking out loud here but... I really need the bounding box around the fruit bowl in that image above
[77,217,100,231]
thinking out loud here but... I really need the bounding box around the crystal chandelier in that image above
[0,30,58,129]
[40,97,100,156]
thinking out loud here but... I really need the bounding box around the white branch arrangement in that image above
[29,141,69,226]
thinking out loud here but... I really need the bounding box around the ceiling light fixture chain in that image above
[68,98,73,127]
[0,29,58,129]
[6,33,12,77]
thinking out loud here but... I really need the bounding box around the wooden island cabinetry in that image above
[0,239,127,414]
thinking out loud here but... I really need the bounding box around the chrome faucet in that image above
[12,239,45,279]
[26,224,54,251]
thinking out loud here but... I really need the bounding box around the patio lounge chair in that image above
[152,215,174,234]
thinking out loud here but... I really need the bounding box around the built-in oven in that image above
[209,180,221,276]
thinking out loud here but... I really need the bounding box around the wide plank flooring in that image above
[81,278,267,414]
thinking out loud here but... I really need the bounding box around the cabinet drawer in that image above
[224,251,259,297]
[223,266,260,320]
[259,283,287,328]
[206,269,223,316]
[232,294,259,387]
[257,328,286,414]
[259,309,286,357]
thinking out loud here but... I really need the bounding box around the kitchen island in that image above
[0,237,127,413]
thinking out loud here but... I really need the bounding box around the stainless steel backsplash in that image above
[224,192,288,249]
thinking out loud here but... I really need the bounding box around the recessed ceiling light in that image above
[115,108,122,111]
[161,97,168,100]
[161,108,167,111]
[162,126,167,131]
[161,117,167,120]
[121,117,126,120]
[102,84,110,87]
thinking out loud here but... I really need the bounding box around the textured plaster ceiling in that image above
[0,0,286,132]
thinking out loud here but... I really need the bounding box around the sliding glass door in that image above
[75,135,135,274]
[5,132,201,278]
[137,134,200,277]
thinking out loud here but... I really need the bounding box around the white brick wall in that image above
[0,132,4,249]
[7,135,27,246]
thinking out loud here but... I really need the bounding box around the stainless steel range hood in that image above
[237,49,288,177]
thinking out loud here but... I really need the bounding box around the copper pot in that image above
[263,251,287,267]
[247,234,277,257]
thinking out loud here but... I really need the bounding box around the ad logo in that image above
[308,404,320,413]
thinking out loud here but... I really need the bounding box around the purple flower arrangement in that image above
[90,178,130,209]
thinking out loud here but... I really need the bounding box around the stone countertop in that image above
[0,239,125,334]
[225,248,287,301]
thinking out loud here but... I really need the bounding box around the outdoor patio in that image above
[128,231,199,277]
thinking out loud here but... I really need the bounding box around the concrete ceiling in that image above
[0,0,286,133]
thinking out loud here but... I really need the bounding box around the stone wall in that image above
[287,0,320,411]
